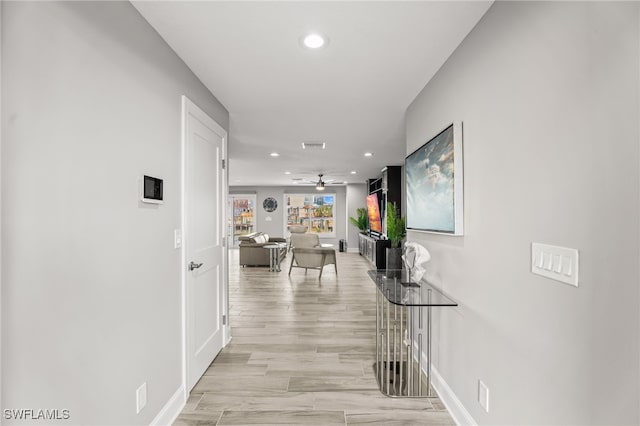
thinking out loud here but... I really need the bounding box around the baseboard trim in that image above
[430,363,476,426]
[411,344,476,426]
[346,248,359,253]
[150,385,185,426]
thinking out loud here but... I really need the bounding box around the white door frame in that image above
[180,95,230,401]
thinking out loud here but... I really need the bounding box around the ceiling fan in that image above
[303,174,336,191]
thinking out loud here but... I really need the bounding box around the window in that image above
[228,194,256,247]
[285,194,335,237]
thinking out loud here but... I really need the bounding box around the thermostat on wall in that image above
[140,175,163,204]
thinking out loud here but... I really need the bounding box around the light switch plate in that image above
[174,229,182,249]
[531,243,579,287]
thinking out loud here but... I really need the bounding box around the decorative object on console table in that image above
[402,242,431,283]
[385,202,406,275]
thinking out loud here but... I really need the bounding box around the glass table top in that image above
[367,270,458,307]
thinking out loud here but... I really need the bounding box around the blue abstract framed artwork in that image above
[405,122,464,235]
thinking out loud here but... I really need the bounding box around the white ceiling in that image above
[133,1,492,187]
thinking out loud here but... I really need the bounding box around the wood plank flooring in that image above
[174,250,454,425]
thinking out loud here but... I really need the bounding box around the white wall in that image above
[406,2,639,425]
[230,186,347,246]
[2,2,228,424]
[346,183,367,252]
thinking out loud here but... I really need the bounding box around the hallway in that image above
[175,250,453,425]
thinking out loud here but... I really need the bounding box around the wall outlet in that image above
[136,382,147,414]
[478,380,489,413]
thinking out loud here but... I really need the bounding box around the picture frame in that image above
[405,122,464,235]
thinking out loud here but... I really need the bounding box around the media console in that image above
[358,233,390,269]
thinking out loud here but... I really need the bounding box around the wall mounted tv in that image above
[405,122,464,235]
[365,193,383,235]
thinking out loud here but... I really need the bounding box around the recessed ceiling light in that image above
[364,152,373,157]
[284,171,291,175]
[270,152,279,157]
[350,171,357,174]
[302,33,327,49]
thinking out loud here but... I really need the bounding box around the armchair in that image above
[288,233,337,278]
[287,225,307,251]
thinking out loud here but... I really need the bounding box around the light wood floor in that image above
[174,249,454,425]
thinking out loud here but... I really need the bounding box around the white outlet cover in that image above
[478,380,489,413]
[136,382,147,414]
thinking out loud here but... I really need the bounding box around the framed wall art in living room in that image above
[405,122,464,235]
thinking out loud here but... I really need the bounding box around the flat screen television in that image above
[405,122,464,235]
[365,193,383,234]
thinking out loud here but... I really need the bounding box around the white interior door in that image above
[183,96,226,391]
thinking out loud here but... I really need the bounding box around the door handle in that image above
[189,261,204,271]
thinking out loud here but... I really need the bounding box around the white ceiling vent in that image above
[301,142,326,150]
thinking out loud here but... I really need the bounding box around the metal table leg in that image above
[269,248,275,272]
[274,247,281,272]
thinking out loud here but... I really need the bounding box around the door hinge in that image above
[222,315,227,325]
[222,159,226,169]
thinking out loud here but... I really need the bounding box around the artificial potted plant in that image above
[349,207,368,233]
[385,202,406,272]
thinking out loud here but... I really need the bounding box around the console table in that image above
[367,270,457,398]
